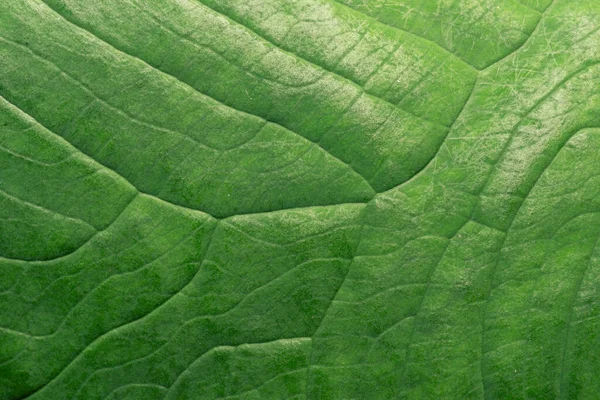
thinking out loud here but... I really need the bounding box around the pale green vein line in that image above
[218,368,308,400]
[164,338,312,398]
[0,349,26,369]
[46,223,208,339]
[0,91,369,221]
[478,125,600,397]
[478,62,600,199]
[102,384,168,400]
[2,206,203,339]
[328,0,480,71]
[482,0,556,71]
[129,1,325,90]
[192,0,451,128]
[35,0,376,192]
[0,142,74,167]
[0,325,37,339]
[0,188,96,232]
[17,220,220,400]
[304,199,369,394]
[72,311,224,398]
[396,235,454,393]
[0,91,219,219]
[0,192,131,267]
[188,256,351,320]
[517,0,545,14]
[379,75,479,196]
[317,91,364,147]
[0,36,219,152]
[558,227,600,398]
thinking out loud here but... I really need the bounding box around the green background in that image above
[1,0,600,398]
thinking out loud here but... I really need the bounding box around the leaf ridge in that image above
[557,227,600,398]
[0,87,370,220]
[329,0,480,71]
[304,201,370,394]
[164,338,312,399]
[379,75,479,196]
[35,2,376,193]
[18,220,220,400]
[478,124,600,396]
[0,188,96,232]
[482,0,556,71]
[191,0,451,128]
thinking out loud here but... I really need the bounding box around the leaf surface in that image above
[1,0,600,398]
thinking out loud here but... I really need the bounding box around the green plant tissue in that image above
[1,0,600,398]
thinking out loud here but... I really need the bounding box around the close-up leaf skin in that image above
[1,0,600,399]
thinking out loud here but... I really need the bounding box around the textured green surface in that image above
[1,0,600,398]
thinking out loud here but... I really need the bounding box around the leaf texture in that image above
[1,0,600,398]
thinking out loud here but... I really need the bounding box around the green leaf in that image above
[1,0,600,398]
